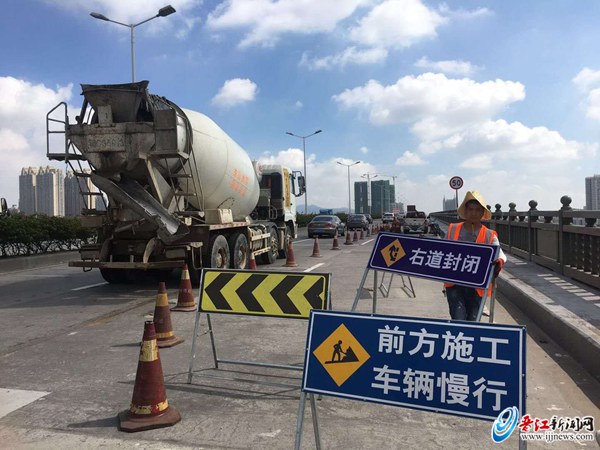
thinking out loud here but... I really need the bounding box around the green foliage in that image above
[0,213,95,257]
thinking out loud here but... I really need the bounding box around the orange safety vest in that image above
[444,222,497,297]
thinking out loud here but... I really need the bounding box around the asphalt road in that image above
[0,228,598,449]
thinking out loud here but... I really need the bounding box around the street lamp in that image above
[337,161,360,214]
[361,172,378,215]
[286,129,322,214]
[90,5,177,82]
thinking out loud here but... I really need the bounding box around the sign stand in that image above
[294,392,321,450]
[351,267,415,313]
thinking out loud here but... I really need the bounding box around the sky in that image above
[2,0,600,214]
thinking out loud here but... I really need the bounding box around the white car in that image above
[382,212,395,223]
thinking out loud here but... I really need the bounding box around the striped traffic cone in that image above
[344,230,353,245]
[353,229,359,242]
[331,232,340,250]
[248,252,257,270]
[153,282,184,348]
[118,321,181,432]
[360,228,365,240]
[171,265,196,312]
[284,240,299,267]
[311,236,321,257]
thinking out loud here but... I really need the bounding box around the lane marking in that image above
[0,388,49,420]
[360,239,375,246]
[72,282,109,291]
[304,263,325,272]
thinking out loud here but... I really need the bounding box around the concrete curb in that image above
[497,270,600,382]
[0,251,78,273]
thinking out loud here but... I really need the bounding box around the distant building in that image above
[585,174,600,210]
[19,167,38,214]
[65,170,97,216]
[37,166,64,216]
[443,196,457,211]
[372,180,393,215]
[354,181,368,214]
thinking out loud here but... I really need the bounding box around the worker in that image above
[443,191,506,321]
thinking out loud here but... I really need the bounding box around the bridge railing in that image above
[430,196,600,289]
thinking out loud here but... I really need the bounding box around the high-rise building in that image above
[585,175,600,210]
[443,196,457,211]
[19,167,38,214]
[372,180,392,215]
[36,166,64,216]
[65,170,96,216]
[354,181,368,214]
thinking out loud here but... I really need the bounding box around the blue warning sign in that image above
[368,232,497,288]
[302,310,526,421]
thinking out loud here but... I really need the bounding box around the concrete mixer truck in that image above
[46,81,305,284]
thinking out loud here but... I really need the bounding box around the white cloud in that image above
[295,100,303,109]
[414,57,480,76]
[349,0,446,49]
[0,77,74,206]
[211,78,258,108]
[395,151,426,165]
[360,146,369,154]
[332,73,525,140]
[573,68,600,122]
[300,47,388,70]
[206,0,368,48]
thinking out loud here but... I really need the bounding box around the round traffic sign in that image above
[449,176,463,190]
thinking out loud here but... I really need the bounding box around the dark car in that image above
[307,215,346,238]
[347,214,369,230]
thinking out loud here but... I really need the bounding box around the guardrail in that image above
[430,196,600,289]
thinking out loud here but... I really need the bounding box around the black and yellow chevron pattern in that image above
[200,269,330,318]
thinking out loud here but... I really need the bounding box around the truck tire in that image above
[100,268,127,284]
[208,235,230,269]
[278,226,291,259]
[261,227,278,265]
[229,233,249,269]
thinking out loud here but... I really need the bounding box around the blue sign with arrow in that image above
[368,232,497,288]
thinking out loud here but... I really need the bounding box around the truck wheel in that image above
[278,226,291,259]
[209,235,230,269]
[261,228,278,264]
[100,268,127,284]
[229,233,249,269]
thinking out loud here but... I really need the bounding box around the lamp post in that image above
[361,172,378,215]
[286,129,322,214]
[90,5,176,82]
[337,161,360,214]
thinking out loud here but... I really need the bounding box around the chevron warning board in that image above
[199,269,330,319]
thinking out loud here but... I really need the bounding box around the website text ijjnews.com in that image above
[519,431,595,443]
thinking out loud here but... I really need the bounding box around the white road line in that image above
[72,282,108,291]
[0,388,49,420]
[304,263,325,272]
[361,239,375,245]
[294,239,312,244]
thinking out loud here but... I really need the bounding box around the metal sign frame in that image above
[295,310,527,449]
[187,269,332,384]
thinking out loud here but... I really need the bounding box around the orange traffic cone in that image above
[171,265,196,312]
[248,251,257,270]
[344,230,353,245]
[118,321,181,432]
[360,228,365,240]
[311,236,321,257]
[353,229,359,242]
[284,240,299,267]
[153,282,184,348]
[331,232,340,250]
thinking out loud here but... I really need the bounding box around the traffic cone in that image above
[353,229,359,242]
[118,321,181,432]
[311,236,321,257]
[284,240,299,267]
[331,232,340,250]
[153,282,184,348]
[360,228,365,240]
[171,265,196,312]
[248,251,257,270]
[344,230,353,245]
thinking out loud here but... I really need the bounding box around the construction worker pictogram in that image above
[380,238,405,268]
[171,264,197,312]
[200,270,329,318]
[312,323,370,386]
[118,321,181,432]
[153,282,184,348]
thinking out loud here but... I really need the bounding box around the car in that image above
[382,212,395,224]
[347,214,369,230]
[364,214,373,224]
[307,215,345,238]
